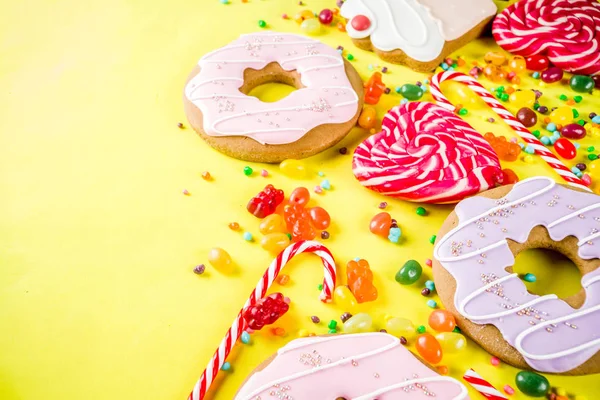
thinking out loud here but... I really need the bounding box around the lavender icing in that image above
[434,177,600,373]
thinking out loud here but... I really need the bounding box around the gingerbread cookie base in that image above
[184,60,363,163]
[352,17,493,72]
[433,183,600,375]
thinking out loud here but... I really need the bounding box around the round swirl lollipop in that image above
[352,102,503,204]
[493,0,600,75]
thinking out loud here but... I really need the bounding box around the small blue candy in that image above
[518,143,525,149]
[524,144,535,154]
[541,136,551,145]
[354,257,361,261]
[241,331,251,344]
[243,232,253,241]
[426,299,437,308]
[423,79,430,84]
[523,273,537,283]
[574,142,581,149]
[320,179,331,190]
[546,122,557,132]
[441,62,449,70]
[318,171,324,177]
[395,86,402,94]
[221,362,231,371]
[400,98,409,105]
[592,116,600,124]
[425,280,435,292]
[532,71,540,79]
[572,166,582,174]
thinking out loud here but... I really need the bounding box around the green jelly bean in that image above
[399,84,424,101]
[569,75,595,93]
[515,371,550,397]
[395,260,423,285]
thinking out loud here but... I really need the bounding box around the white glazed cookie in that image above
[341,0,497,71]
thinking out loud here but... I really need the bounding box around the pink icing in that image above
[185,32,359,145]
[434,177,600,373]
[235,333,468,399]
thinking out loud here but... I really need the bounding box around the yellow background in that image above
[1,0,599,399]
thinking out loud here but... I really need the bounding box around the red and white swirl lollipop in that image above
[352,102,502,204]
[493,0,600,75]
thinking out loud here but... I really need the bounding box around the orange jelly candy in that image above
[483,132,520,162]
[346,259,378,303]
[428,310,456,332]
[364,72,386,105]
[416,333,443,364]
[358,106,377,129]
[369,212,392,237]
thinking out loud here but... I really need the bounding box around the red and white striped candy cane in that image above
[188,240,336,400]
[463,368,508,400]
[429,70,590,192]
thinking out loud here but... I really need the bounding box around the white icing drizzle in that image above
[354,376,468,400]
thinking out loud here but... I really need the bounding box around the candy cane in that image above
[463,369,508,400]
[429,70,591,192]
[188,240,336,400]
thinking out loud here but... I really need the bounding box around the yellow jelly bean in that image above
[507,55,526,73]
[509,90,536,109]
[591,127,600,137]
[523,155,534,164]
[385,317,416,339]
[260,232,290,254]
[334,285,358,311]
[549,106,573,125]
[483,51,507,66]
[588,159,600,180]
[259,214,285,235]
[435,332,467,354]
[300,18,322,36]
[298,329,309,337]
[280,159,308,179]
[556,388,567,396]
[343,312,373,333]
[442,80,482,107]
[208,247,232,269]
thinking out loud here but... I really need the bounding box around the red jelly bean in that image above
[364,72,386,105]
[561,123,586,140]
[351,15,370,31]
[525,55,550,71]
[309,206,331,230]
[593,75,600,89]
[502,168,519,185]
[247,185,285,218]
[541,67,563,84]
[554,138,577,160]
[318,9,333,24]
[242,292,289,330]
[416,333,443,364]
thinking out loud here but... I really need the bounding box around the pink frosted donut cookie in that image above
[235,333,469,399]
[493,0,600,75]
[433,177,600,375]
[183,32,363,163]
[352,102,502,204]
[340,0,497,72]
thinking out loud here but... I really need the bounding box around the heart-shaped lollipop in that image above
[352,102,502,204]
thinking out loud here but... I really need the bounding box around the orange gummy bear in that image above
[346,259,378,303]
[483,132,520,162]
[364,72,386,105]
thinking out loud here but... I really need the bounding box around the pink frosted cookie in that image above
[352,102,502,204]
[183,32,363,163]
[493,0,600,75]
[235,333,469,399]
[433,177,600,375]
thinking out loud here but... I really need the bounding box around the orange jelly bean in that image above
[369,212,392,237]
[428,310,456,332]
[358,106,377,129]
[208,248,232,269]
[309,206,331,230]
[289,187,310,206]
[508,56,526,74]
[416,333,443,364]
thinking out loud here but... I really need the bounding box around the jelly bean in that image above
[280,159,308,179]
[443,80,480,106]
[385,317,416,339]
[369,212,392,237]
[509,90,535,109]
[346,259,378,303]
[554,138,577,159]
[525,55,550,71]
[507,56,526,73]
[541,67,563,83]
[343,312,373,333]
[593,75,600,89]
[415,333,443,364]
[399,84,424,100]
[515,371,550,397]
[502,168,519,184]
[334,285,358,311]
[588,159,600,180]
[483,64,506,83]
[289,187,310,206]
[260,232,290,254]
[395,260,422,285]
[549,106,572,125]
[208,248,232,269]
[294,9,315,23]
[569,75,594,93]
[300,18,322,35]
[259,214,286,234]
[318,8,333,24]
[309,206,331,230]
[516,107,537,127]
[435,332,467,354]
[484,51,507,66]
[358,106,377,129]
[428,310,456,332]
[561,123,586,140]
[364,72,386,105]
